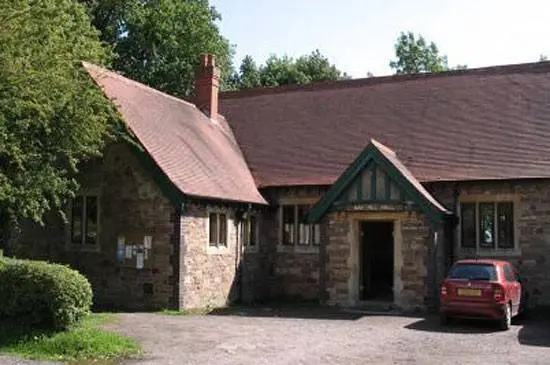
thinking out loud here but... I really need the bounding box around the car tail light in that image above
[441,285,447,296]
[493,285,504,302]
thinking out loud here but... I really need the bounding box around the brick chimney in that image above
[195,54,220,120]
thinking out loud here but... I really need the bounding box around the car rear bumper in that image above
[441,301,507,320]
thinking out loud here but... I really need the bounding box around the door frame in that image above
[347,212,405,307]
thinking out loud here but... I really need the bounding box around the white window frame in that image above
[241,213,260,253]
[206,208,231,254]
[457,194,520,257]
[66,190,101,252]
[277,198,321,253]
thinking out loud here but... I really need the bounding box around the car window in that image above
[448,264,497,281]
[503,264,515,282]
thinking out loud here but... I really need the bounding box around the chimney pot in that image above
[195,53,220,120]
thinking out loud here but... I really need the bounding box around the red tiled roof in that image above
[220,61,550,187]
[84,62,266,205]
[371,139,448,213]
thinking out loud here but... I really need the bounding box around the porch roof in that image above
[308,139,451,223]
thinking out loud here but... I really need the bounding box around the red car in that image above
[440,259,522,330]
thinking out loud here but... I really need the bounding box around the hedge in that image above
[0,257,93,330]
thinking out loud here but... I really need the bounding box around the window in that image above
[449,263,497,281]
[282,205,295,245]
[70,195,99,246]
[280,204,320,246]
[209,213,227,247]
[460,202,515,250]
[242,214,258,248]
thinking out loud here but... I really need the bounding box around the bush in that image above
[0,257,93,330]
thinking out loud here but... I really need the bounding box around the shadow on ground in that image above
[405,312,550,345]
[516,311,550,347]
[404,315,501,334]
[208,305,367,320]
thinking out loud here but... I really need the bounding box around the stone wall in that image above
[430,180,550,307]
[324,213,351,304]
[325,211,432,309]
[179,204,240,309]
[15,143,178,311]
[400,214,431,308]
[241,207,275,303]
[258,187,327,302]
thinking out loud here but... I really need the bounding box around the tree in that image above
[238,55,261,89]
[0,0,117,251]
[233,50,349,89]
[260,55,308,87]
[540,54,548,62]
[295,50,349,83]
[389,32,450,74]
[79,0,234,98]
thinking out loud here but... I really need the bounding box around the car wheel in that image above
[499,304,512,330]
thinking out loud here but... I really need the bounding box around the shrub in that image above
[0,257,93,330]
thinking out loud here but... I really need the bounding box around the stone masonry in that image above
[259,187,326,302]
[430,179,550,307]
[179,204,240,309]
[16,143,178,311]
[324,211,432,310]
[14,143,550,311]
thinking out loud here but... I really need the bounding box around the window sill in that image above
[277,245,319,254]
[206,245,230,255]
[65,243,101,253]
[458,247,521,258]
[244,246,259,254]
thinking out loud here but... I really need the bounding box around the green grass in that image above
[0,313,141,362]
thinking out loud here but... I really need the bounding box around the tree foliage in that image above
[237,55,261,89]
[80,0,234,98]
[0,0,116,228]
[389,32,466,74]
[232,50,349,89]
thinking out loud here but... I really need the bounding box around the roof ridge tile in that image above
[220,61,550,99]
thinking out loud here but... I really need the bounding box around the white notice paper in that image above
[117,237,125,251]
[125,245,133,259]
[136,253,144,269]
[143,236,152,249]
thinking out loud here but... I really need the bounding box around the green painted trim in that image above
[371,165,377,201]
[385,172,391,201]
[127,137,266,213]
[356,171,362,201]
[308,142,449,224]
[334,200,411,206]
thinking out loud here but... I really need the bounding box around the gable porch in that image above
[309,140,452,310]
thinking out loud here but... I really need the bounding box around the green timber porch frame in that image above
[308,139,451,223]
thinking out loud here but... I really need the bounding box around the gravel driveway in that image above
[2,308,548,365]
[108,308,550,365]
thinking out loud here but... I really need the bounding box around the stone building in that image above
[14,56,550,311]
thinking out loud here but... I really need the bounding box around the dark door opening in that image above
[360,221,394,301]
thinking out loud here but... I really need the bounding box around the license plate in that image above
[457,288,482,296]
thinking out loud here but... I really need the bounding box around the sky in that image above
[210,0,549,78]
